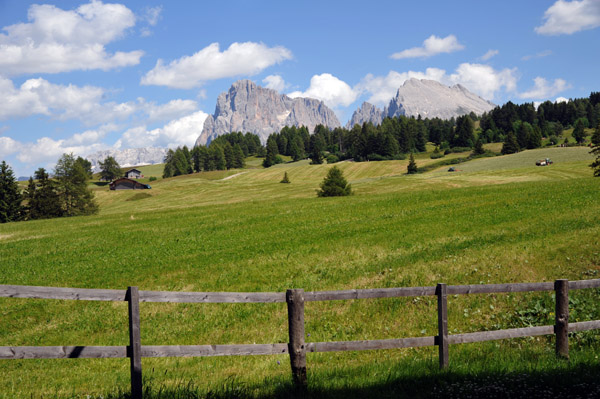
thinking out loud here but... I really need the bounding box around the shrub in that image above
[317,166,352,197]
[280,172,291,183]
[326,154,339,164]
[149,176,157,182]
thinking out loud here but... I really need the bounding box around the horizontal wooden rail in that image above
[2,279,598,303]
[0,346,127,359]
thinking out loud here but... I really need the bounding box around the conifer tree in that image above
[472,137,485,155]
[407,153,418,174]
[501,131,520,154]
[232,144,245,168]
[54,153,98,216]
[0,160,23,223]
[280,171,291,183]
[99,156,121,181]
[317,166,351,197]
[590,123,600,177]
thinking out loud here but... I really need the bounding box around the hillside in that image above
[0,147,599,397]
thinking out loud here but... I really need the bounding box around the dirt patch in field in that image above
[0,234,13,240]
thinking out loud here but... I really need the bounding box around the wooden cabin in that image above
[124,168,142,179]
[109,178,151,190]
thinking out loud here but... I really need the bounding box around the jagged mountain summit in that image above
[195,80,341,146]
[348,78,495,127]
[346,102,384,129]
[86,147,168,172]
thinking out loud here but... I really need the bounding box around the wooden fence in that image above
[1,279,600,398]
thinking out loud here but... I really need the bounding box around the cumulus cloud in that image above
[140,5,162,37]
[14,124,117,165]
[555,96,569,103]
[0,76,200,125]
[0,77,136,124]
[144,99,198,123]
[141,42,293,89]
[519,77,571,99]
[0,136,22,158]
[0,1,143,76]
[479,49,499,61]
[262,75,286,92]
[288,73,358,108]
[390,35,464,59]
[116,110,209,149]
[536,0,600,35]
[448,63,518,100]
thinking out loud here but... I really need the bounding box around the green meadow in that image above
[1,146,599,398]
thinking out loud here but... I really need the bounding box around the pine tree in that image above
[232,144,245,168]
[472,137,485,156]
[590,123,600,177]
[501,131,520,154]
[573,118,586,143]
[407,153,418,174]
[0,160,23,223]
[54,153,98,216]
[263,137,280,167]
[309,134,325,164]
[99,156,121,181]
[317,166,352,197]
[280,171,291,183]
[26,168,63,219]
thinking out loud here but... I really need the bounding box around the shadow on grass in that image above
[97,362,600,399]
[93,181,109,186]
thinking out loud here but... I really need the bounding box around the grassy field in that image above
[1,147,599,398]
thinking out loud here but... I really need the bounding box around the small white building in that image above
[124,168,142,179]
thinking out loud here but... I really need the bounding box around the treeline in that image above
[163,132,263,178]
[0,154,97,223]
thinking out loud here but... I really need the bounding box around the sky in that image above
[0,0,599,177]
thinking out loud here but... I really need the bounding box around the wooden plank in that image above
[0,285,126,301]
[569,279,600,290]
[437,283,449,369]
[139,290,286,303]
[0,346,127,359]
[304,286,436,301]
[141,344,289,357]
[569,320,600,332]
[555,279,569,359]
[448,325,555,344]
[127,287,142,399]
[287,289,307,388]
[447,282,554,295]
[306,336,435,353]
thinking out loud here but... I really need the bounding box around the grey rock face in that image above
[346,102,384,128]
[195,80,341,145]
[386,78,495,119]
[86,147,168,171]
[348,78,495,125]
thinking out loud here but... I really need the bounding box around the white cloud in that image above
[117,110,209,149]
[519,77,571,99]
[262,75,286,92]
[15,132,112,165]
[140,6,162,37]
[0,136,22,158]
[555,96,569,103]
[141,42,293,89]
[0,77,136,125]
[449,63,518,100]
[144,99,198,123]
[479,49,499,61]
[288,73,359,108]
[0,1,143,76]
[536,0,600,35]
[357,68,447,106]
[390,35,464,59]
[522,50,553,61]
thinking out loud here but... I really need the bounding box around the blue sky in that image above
[1,0,599,176]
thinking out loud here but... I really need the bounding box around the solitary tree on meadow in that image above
[99,156,121,181]
[317,166,351,197]
[407,153,418,174]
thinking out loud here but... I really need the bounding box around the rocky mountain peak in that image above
[195,80,340,145]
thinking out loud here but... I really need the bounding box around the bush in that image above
[148,176,157,182]
[317,166,352,197]
[280,172,291,183]
[326,154,339,164]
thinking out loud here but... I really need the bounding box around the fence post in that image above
[127,286,143,399]
[555,279,569,359]
[286,289,307,388]
[436,283,449,369]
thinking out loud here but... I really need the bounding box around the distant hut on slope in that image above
[124,168,143,179]
[109,178,151,190]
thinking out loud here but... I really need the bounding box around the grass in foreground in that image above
[0,147,599,397]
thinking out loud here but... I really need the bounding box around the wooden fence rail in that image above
[1,279,600,399]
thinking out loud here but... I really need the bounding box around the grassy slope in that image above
[0,147,599,397]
